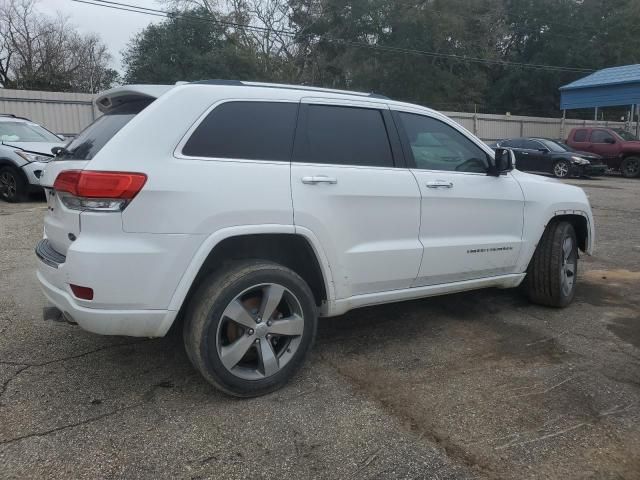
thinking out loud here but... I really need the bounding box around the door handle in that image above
[302,176,338,185]
[521,152,529,155]
[426,180,454,189]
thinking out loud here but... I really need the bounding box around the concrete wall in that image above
[0,87,637,141]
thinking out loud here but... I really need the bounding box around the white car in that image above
[36,81,594,397]
[0,114,65,202]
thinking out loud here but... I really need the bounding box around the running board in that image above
[325,273,526,317]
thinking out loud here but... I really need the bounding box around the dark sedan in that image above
[492,138,607,178]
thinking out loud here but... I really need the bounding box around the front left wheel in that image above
[553,160,570,178]
[183,260,318,397]
[0,166,27,202]
[524,221,578,308]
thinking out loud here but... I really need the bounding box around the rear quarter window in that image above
[182,101,298,161]
[60,99,153,161]
[573,129,589,142]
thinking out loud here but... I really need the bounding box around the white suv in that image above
[36,81,594,397]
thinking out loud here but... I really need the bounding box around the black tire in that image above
[552,160,570,178]
[0,166,27,202]
[524,221,578,308]
[183,260,317,397]
[620,157,640,178]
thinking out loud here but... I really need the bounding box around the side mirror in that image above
[604,137,615,144]
[490,148,515,176]
[538,148,549,153]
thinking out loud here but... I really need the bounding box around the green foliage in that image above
[124,0,640,117]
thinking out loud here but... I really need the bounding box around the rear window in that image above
[573,129,589,142]
[182,101,298,161]
[58,99,152,161]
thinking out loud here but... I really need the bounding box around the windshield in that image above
[613,129,638,141]
[59,99,152,160]
[0,121,61,143]
[537,139,571,153]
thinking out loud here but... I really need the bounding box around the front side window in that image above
[590,129,615,144]
[183,101,298,161]
[293,104,393,167]
[573,129,589,142]
[0,121,61,143]
[397,112,489,173]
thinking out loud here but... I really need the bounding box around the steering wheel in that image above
[455,158,487,172]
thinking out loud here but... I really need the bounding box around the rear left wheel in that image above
[183,260,317,397]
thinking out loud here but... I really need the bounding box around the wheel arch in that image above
[165,227,334,335]
[552,213,590,253]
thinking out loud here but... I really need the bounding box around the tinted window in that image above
[293,105,393,167]
[501,139,520,148]
[573,129,589,142]
[183,102,298,161]
[521,139,542,150]
[591,129,615,144]
[60,99,153,161]
[398,112,488,173]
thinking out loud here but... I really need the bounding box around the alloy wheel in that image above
[0,171,17,200]
[215,283,305,380]
[623,158,639,177]
[554,161,569,178]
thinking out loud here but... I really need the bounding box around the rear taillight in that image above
[53,170,147,212]
[70,284,94,300]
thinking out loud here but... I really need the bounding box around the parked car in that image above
[566,127,640,178]
[0,114,65,202]
[493,137,606,178]
[35,81,595,397]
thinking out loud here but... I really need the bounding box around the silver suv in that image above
[0,114,65,202]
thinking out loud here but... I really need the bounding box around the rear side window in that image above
[293,105,393,167]
[59,99,152,161]
[182,102,298,161]
[573,129,589,142]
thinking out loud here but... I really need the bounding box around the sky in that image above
[40,0,163,72]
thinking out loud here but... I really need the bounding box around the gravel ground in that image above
[1,176,639,479]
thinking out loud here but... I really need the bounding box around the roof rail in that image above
[190,79,390,100]
[0,113,30,121]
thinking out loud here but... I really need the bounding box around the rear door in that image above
[38,99,153,256]
[290,99,422,299]
[570,129,591,152]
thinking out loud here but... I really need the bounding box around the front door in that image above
[392,110,525,287]
[291,100,423,299]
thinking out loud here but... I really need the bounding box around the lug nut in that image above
[255,339,260,344]
[267,320,273,326]
[247,329,254,336]
[256,317,262,323]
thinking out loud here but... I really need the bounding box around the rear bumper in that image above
[34,231,202,337]
[37,268,176,337]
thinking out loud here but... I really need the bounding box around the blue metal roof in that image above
[560,64,640,109]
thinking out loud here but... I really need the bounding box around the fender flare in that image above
[164,224,337,316]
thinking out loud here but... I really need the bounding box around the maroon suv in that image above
[566,127,640,178]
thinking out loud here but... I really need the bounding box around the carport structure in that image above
[560,63,640,137]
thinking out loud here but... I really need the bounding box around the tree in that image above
[0,0,118,92]
[122,8,260,84]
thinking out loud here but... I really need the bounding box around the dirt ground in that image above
[1,175,639,479]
